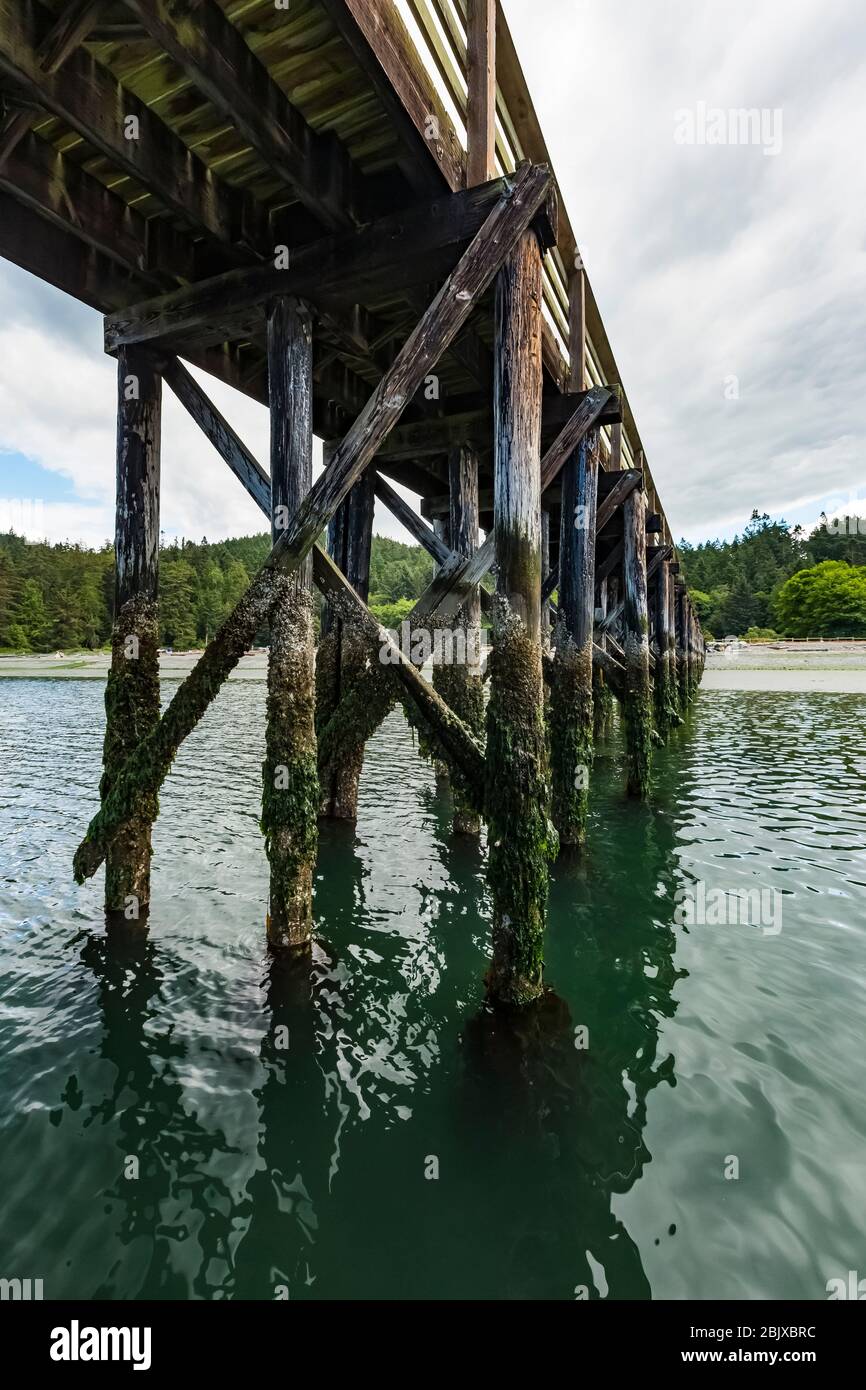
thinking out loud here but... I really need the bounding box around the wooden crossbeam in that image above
[162,358,484,805]
[647,543,673,582]
[73,163,552,881]
[103,175,530,354]
[372,473,449,565]
[379,386,622,461]
[411,385,613,626]
[122,0,364,232]
[373,471,493,616]
[0,0,261,253]
[595,469,641,533]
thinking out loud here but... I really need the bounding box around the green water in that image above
[1,682,864,1299]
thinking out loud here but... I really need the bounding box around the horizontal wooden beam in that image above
[103,174,533,354]
[412,385,613,625]
[382,385,622,463]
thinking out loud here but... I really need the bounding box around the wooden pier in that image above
[0,0,704,1005]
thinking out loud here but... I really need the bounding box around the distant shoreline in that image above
[3,645,866,693]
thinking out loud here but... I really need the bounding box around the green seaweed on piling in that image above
[485,603,558,1008]
[100,596,160,911]
[432,656,485,834]
[653,650,682,738]
[548,626,593,848]
[623,633,653,798]
[74,566,280,885]
[592,663,615,739]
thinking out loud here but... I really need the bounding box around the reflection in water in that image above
[1,683,865,1299]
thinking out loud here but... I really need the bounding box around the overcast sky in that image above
[1,0,864,550]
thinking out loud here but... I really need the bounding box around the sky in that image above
[1,0,865,550]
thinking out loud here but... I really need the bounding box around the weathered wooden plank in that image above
[123,0,363,232]
[39,0,102,74]
[596,539,624,585]
[567,269,586,393]
[442,442,484,833]
[374,474,448,565]
[317,0,444,199]
[102,174,518,353]
[339,0,465,192]
[466,0,497,187]
[73,164,552,882]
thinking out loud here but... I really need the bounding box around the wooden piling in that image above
[653,557,678,736]
[622,483,652,797]
[593,574,615,738]
[101,346,161,918]
[675,581,689,711]
[550,427,599,846]
[485,227,555,1006]
[540,507,551,644]
[262,296,318,948]
[434,445,484,834]
[316,472,376,820]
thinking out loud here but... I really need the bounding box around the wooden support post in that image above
[436,445,484,834]
[550,427,599,846]
[466,0,497,187]
[540,507,551,644]
[486,228,553,1006]
[593,574,615,738]
[102,348,161,917]
[622,483,652,797]
[653,556,679,736]
[675,582,688,710]
[316,472,376,820]
[667,568,681,722]
[263,297,317,948]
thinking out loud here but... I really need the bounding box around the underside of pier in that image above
[0,0,704,1005]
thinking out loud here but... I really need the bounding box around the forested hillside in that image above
[0,531,434,652]
[2,509,865,651]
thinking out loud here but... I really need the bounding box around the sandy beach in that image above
[3,641,866,692]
